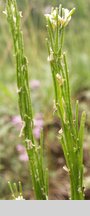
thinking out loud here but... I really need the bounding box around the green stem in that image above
[6,0,48,200]
[46,5,85,200]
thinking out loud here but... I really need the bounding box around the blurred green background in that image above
[0,0,90,199]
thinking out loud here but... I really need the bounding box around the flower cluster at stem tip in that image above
[45,6,75,28]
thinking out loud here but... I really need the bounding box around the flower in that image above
[33,127,41,140]
[45,9,59,28]
[19,153,28,162]
[33,113,44,140]
[16,144,28,162]
[30,79,40,90]
[16,144,25,153]
[59,8,71,27]
[45,7,75,28]
[12,115,22,126]
[34,113,44,127]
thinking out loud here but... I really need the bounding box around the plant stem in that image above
[45,5,86,200]
[6,0,48,200]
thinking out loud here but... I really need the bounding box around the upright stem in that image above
[6,0,48,200]
[45,5,85,200]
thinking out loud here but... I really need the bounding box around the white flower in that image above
[59,8,71,27]
[51,9,57,19]
[15,196,25,200]
[45,8,60,28]
[45,7,75,28]
[45,14,52,21]
[63,8,71,20]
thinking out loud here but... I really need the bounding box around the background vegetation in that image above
[0,0,90,199]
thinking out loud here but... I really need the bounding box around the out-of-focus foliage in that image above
[0,0,90,199]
